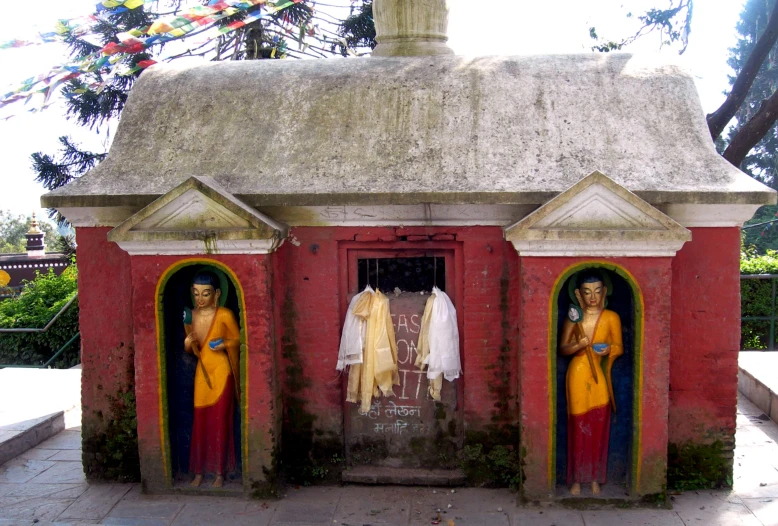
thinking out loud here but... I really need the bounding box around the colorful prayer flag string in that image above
[1,0,306,114]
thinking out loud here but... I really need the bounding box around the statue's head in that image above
[575,270,606,309]
[192,271,221,308]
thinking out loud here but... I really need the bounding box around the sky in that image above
[0,0,750,226]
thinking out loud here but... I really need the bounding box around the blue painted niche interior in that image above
[555,269,635,489]
[162,265,242,483]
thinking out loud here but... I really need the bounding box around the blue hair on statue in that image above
[576,270,604,288]
[192,271,220,291]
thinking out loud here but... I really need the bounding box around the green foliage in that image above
[740,248,778,349]
[742,205,778,254]
[31,137,106,201]
[0,266,79,367]
[724,0,778,189]
[741,247,778,274]
[589,0,692,54]
[335,1,375,56]
[0,211,62,253]
[667,441,730,491]
[459,444,522,489]
[29,1,375,200]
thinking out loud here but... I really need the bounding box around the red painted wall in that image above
[272,226,520,459]
[75,227,135,478]
[518,257,673,498]
[670,228,741,453]
[129,254,279,490]
[76,223,741,496]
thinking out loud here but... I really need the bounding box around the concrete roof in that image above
[42,53,775,209]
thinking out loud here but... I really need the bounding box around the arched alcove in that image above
[551,263,643,495]
[157,261,246,486]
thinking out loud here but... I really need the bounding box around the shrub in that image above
[667,441,730,491]
[740,249,778,350]
[0,266,79,367]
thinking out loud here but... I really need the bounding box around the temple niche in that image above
[161,264,244,488]
[43,0,776,502]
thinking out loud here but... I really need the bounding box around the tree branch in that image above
[707,0,778,140]
[723,89,778,169]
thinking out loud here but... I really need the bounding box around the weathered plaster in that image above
[372,0,453,57]
[505,171,691,257]
[108,176,288,255]
[41,54,775,210]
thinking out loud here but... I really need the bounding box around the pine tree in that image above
[27,1,374,204]
[725,0,778,189]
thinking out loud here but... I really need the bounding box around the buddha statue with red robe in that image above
[184,271,240,488]
[559,271,623,496]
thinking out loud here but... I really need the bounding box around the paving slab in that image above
[0,497,77,522]
[512,508,585,526]
[49,449,84,462]
[57,483,133,520]
[0,457,56,483]
[411,510,509,525]
[18,447,60,460]
[334,494,411,524]
[104,498,184,523]
[671,491,761,525]
[29,458,86,484]
[37,430,83,450]
[742,497,778,526]
[0,482,88,499]
[581,509,684,525]
[168,500,254,525]
[271,500,339,525]
[733,453,778,499]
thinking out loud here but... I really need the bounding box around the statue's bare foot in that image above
[190,474,203,487]
[570,482,581,496]
[213,475,224,488]
[591,481,601,495]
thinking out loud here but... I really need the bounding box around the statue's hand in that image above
[577,336,590,350]
[185,333,199,351]
[209,339,226,353]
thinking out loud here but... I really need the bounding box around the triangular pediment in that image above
[504,171,691,256]
[108,176,288,255]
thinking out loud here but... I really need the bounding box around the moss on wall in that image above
[667,441,731,491]
[459,263,523,489]
[82,347,140,482]
[279,289,344,485]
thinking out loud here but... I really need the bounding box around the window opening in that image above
[357,257,445,292]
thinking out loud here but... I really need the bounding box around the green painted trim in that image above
[155,259,249,488]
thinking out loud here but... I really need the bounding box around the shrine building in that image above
[41,0,776,501]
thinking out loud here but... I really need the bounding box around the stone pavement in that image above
[0,368,81,466]
[0,392,775,525]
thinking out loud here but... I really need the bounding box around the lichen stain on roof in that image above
[42,53,775,209]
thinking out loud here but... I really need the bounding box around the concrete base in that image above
[0,411,65,466]
[0,368,82,466]
[738,352,778,423]
[342,466,466,486]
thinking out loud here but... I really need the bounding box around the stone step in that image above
[0,368,82,466]
[0,410,66,466]
[342,466,466,486]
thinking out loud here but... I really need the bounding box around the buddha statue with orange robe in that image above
[559,271,623,496]
[184,271,241,488]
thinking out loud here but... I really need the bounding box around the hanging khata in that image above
[340,288,400,414]
[336,285,373,371]
[415,286,461,401]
